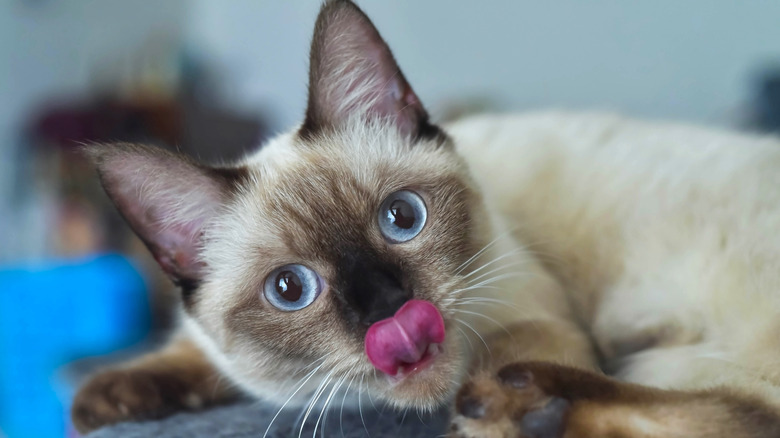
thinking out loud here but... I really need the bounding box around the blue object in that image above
[0,254,151,438]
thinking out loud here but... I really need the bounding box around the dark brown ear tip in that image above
[79,142,134,169]
[318,0,368,22]
[80,143,143,172]
[322,0,359,10]
[78,142,108,163]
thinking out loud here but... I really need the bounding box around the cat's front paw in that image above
[448,362,614,438]
[71,368,201,433]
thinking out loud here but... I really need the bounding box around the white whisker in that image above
[455,325,474,353]
[466,272,530,290]
[262,362,325,438]
[366,381,378,413]
[464,259,529,286]
[454,229,514,275]
[456,318,491,357]
[313,372,347,438]
[340,374,357,438]
[461,248,525,280]
[452,308,514,339]
[358,375,370,437]
[416,409,427,426]
[454,297,522,311]
[399,407,409,429]
[298,368,336,438]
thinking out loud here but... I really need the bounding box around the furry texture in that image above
[447,112,780,436]
[73,1,780,436]
[450,111,780,393]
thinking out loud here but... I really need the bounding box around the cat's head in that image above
[88,0,501,409]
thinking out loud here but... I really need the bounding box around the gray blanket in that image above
[87,401,450,438]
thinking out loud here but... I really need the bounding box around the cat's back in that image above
[447,110,780,238]
[447,111,780,338]
[448,111,780,238]
[448,111,780,193]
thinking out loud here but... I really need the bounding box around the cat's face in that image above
[194,125,491,408]
[89,0,494,409]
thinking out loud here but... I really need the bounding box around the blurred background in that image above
[1,1,779,437]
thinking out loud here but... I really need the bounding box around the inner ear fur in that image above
[300,0,441,142]
[85,143,247,287]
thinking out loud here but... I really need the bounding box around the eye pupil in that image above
[275,271,303,302]
[388,200,416,229]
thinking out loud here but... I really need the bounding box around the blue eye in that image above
[378,190,427,243]
[263,264,322,311]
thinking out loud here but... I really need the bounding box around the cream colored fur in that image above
[179,110,780,413]
[449,111,780,402]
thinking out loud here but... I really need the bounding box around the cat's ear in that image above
[86,144,246,286]
[300,0,438,141]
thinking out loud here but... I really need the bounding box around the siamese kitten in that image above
[73,1,780,437]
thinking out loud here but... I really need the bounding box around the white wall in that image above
[186,0,780,131]
[3,0,189,141]
[1,0,189,260]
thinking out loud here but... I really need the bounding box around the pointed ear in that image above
[300,0,439,141]
[85,143,246,287]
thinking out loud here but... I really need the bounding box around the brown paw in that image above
[449,362,615,438]
[450,362,780,438]
[71,368,203,433]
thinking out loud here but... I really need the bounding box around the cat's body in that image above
[453,111,780,393]
[448,112,780,436]
[72,2,780,437]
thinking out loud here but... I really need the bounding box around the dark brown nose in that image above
[338,251,412,326]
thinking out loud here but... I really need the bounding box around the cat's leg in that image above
[449,360,780,438]
[71,335,236,433]
[449,338,780,438]
[615,343,780,435]
[449,317,600,438]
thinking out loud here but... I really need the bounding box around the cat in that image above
[72,1,780,437]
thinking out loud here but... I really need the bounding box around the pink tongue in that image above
[364,300,445,376]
